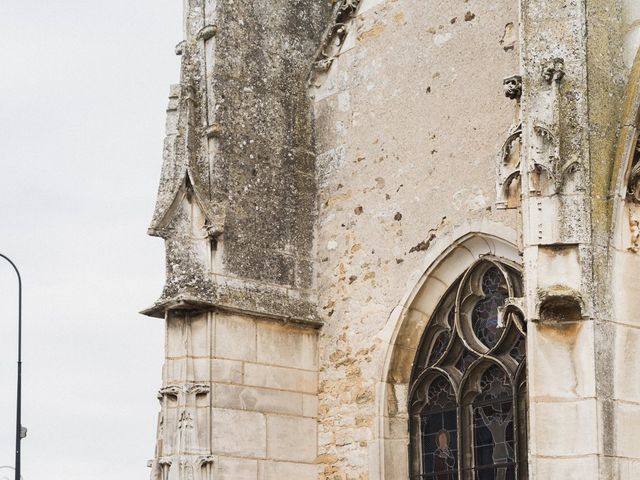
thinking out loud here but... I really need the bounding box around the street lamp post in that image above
[0,254,23,480]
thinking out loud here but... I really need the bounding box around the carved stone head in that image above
[503,75,522,100]
[542,58,565,83]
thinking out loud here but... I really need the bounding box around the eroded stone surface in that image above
[144,0,640,479]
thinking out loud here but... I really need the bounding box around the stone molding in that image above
[141,284,321,328]
[308,0,363,87]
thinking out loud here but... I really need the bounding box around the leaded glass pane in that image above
[456,350,478,373]
[509,336,525,363]
[472,367,515,480]
[427,330,451,366]
[472,267,508,348]
[420,377,458,479]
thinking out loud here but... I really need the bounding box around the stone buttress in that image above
[143,1,332,478]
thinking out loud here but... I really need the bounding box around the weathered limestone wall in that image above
[151,311,319,479]
[517,0,599,477]
[311,1,520,478]
[518,0,640,478]
[145,0,333,322]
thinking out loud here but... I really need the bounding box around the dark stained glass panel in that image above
[509,336,526,363]
[455,351,478,373]
[420,378,458,480]
[471,367,515,480]
[427,330,451,366]
[472,268,508,348]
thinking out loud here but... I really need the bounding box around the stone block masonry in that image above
[150,311,319,479]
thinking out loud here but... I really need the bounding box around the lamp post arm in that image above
[0,254,23,480]
[0,466,22,480]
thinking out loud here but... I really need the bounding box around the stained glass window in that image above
[471,367,515,479]
[420,377,458,480]
[409,259,527,480]
[472,268,508,348]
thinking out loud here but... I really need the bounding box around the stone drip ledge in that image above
[141,283,321,328]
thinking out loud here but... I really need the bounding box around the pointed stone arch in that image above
[610,47,640,237]
[148,168,224,239]
[370,221,521,480]
[603,45,640,474]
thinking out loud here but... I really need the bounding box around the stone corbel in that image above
[158,385,181,399]
[157,384,210,404]
[185,384,210,395]
[196,455,215,467]
[148,456,172,480]
[204,221,224,240]
[204,123,221,139]
[196,456,215,480]
[159,383,210,395]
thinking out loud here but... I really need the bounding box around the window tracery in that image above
[409,258,527,480]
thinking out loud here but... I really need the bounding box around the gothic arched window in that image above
[409,258,527,480]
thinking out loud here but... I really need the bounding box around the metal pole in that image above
[0,254,22,480]
[0,466,21,480]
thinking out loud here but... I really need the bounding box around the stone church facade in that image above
[142,0,640,478]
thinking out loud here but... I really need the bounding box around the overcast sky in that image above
[0,1,183,477]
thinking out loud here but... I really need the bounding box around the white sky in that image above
[0,1,182,477]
